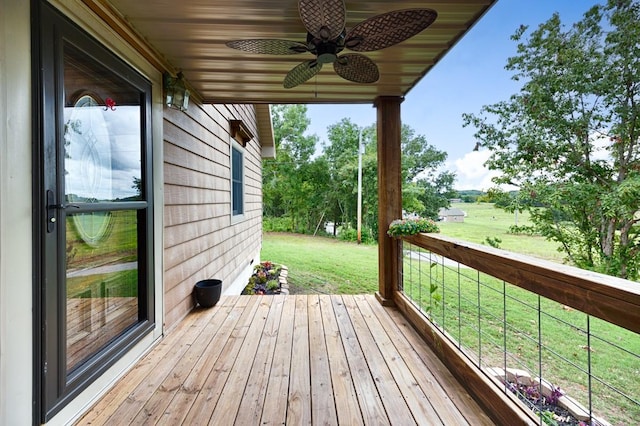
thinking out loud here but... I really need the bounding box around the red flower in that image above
[104,98,116,111]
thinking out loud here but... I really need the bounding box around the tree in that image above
[399,125,456,218]
[463,0,640,279]
[323,118,363,232]
[131,176,142,198]
[322,120,453,237]
[263,107,454,238]
[318,119,379,238]
[263,105,325,232]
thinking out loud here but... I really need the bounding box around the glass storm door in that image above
[36,2,154,420]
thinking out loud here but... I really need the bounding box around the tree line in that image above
[263,105,455,242]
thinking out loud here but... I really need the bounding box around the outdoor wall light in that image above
[164,72,190,111]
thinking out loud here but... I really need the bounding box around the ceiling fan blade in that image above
[226,39,309,55]
[345,9,437,52]
[298,0,346,41]
[333,53,379,84]
[284,60,323,88]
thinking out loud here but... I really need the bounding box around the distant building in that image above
[439,208,466,222]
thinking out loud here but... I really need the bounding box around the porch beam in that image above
[374,96,403,305]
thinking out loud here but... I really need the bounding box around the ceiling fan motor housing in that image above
[308,30,345,64]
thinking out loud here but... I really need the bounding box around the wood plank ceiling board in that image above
[102,0,496,104]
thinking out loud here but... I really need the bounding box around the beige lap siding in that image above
[163,102,263,329]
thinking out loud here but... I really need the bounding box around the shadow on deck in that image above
[76,294,494,425]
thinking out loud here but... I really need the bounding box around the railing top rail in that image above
[404,233,640,335]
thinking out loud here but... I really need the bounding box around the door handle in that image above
[46,190,80,232]
[46,190,56,233]
[57,203,80,209]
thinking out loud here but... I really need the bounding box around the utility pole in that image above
[357,127,363,244]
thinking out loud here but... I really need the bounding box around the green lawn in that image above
[261,232,379,294]
[438,203,565,262]
[67,210,138,269]
[67,269,138,298]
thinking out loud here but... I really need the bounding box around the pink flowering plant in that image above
[243,261,282,295]
[387,217,439,237]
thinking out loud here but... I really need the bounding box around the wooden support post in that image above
[374,96,403,305]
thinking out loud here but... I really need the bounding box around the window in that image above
[231,143,244,217]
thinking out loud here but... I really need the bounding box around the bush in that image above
[484,236,502,248]
[338,226,376,244]
[266,280,280,291]
[243,261,282,295]
[508,224,539,236]
[263,216,294,232]
[387,217,439,237]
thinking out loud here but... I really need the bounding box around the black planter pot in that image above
[194,279,222,308]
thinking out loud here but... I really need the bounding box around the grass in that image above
[261,202,566,295]
[261,232,379,294]
[66,210,139,298]
[438,203,565,262]
[67,210,138,269]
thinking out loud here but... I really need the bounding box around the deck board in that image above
[353,295,441,425]
[287,295,312,424]
[181,295,261,425]
[331,295,390,425]
[213,297,273,425]
[342,295,417,423]
[75,295,494,425]
[319,295,363,425]
[308,295,338,425]
[234,295,284,425]
[383,303,494,425]
[155,295,247,425]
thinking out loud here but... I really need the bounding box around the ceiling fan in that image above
[226,0,437,88]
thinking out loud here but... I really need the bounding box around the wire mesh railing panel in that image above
[400,240,640,426]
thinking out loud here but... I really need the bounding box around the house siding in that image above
[163,102,263,329]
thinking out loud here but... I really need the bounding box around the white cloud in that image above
[450,132,615,191]
[450,150,501,191]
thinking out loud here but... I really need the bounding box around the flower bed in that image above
[486,367,610,426]
[242,261,287,295]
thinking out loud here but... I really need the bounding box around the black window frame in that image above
[231,141,245,218]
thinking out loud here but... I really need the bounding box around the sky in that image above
[65,105,141,201]
[304,0,602,190]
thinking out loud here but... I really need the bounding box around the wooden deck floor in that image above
[76,294,494,425]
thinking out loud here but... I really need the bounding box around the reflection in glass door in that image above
[63,45,143,373]
[37,2,154,420]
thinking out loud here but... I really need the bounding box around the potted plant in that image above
[193,278,222,307]
[387,217,439,238]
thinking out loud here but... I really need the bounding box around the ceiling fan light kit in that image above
[226,0,437,88]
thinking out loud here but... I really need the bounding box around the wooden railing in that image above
[394,233,640,426]
[404,233,640,334]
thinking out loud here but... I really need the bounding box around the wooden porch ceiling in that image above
[76,295,494,425]
[93,0,496,104]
